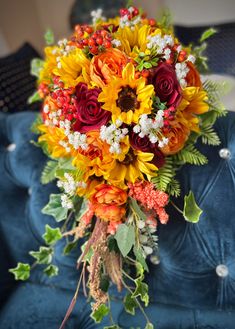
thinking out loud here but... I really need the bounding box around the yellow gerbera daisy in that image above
[53,48,90,87]
[104,149,158,189]
[98,63,154,124]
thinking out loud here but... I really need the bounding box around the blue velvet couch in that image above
[1,111,235,329]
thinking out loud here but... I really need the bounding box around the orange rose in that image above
[186,62,202,88]
[90,48,128,88]
[91,184,127,222]
[161,121,190,155]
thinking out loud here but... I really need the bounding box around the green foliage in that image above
[44,264,59,277]
[28,91,41,104]
[91,304,109,323]
[108,236,119,253]
[183,191,202,223]
[63,241,78,255]
[145,323,154,329]
[31,58,44,78]
[133,247,149,272]
[41,160,59,185]
[135,51,159,72]
[9,263,30,281]
[44,29,54,45]
[132,277,149,307]
[124,294,138,315]
[115,224,135,257]
[200,124,220,145]
[104,326,121,329]
[29,246,53,264]
[100,274,110,293]
[42,194,69,222]
[152,157,180,196]
[129,197,147,221]
[200,28,217,43]
[30,114,43,134]
[43,224,62,245]
[173,144,208,166]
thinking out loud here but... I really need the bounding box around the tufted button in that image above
[150,254,160,265]
[6,143,16,152]
[219,148,231,159]
[28,188,32,196]
[216,264,229,278]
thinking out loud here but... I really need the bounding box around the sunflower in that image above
[104,149,158,189]
[98,63,154,124]
[38,125,72,158]
[177,87,209,132]
[53,48,90,87]
[115,24,151,57]
[39,46,59,84]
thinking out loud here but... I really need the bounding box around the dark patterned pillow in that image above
[174,22,235,76]
[0,43,41,113]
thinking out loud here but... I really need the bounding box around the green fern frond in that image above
[166,178,181,197]
[174,144,208,166]
[41,160,58,185]
[200,124,221,145]
[152,157,176,192]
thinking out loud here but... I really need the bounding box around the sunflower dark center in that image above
[120,149,136,165]
[117,86,139,112]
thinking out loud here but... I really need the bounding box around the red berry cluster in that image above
[71,24,113,55]
[119,7,139,19]
[50,76,77,122]
[38,83,49,98]
[163,107,176,128]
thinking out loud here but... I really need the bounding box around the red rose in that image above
[130,130,165,168]
[150,63,182,109]
[73,83,111,133]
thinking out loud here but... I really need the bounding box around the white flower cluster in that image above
[137,220,158,257]
[67,132,88,150]
[133,112,168,148]
[187,54,196,64]
[119,7,141,29]
[100,120,128,154]
[147,34,174,55]
[91,8,106,25]
[44,107,62,126]
[52,39,76,69]
[175,62,190,87]
[57,173,86,196]
[61,194,73,209]
[111,39,121,47]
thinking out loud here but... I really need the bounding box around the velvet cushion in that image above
[1,111,235,328]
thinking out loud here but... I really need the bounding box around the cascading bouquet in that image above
[10,4,226,329]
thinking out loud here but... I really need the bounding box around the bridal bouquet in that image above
[10,4,225,329]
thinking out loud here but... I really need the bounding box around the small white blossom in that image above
[175,62,189,87]
[187,54,196,63]
[91,8,106,25]
[112,39,121,47]
[61,194,73,209]
[100,121,128,154]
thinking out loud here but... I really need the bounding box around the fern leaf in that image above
[200,124,221,145]
[166,178,181,197]
[41,160,58,185]
[152,157,176,192]
[174,144,208,166]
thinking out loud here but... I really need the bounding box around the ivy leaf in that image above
[41,160,58,185]
[200,28,217,43]
[29,246,53,264]
[91,304,109,323]
[30,58,44,78]
[124,294,138,315]
[115,224,135,257]
[9,263,30,281]
[133,247,148,272]
[43,224,62,245]
[44,29,55,45]
[133,278,149,307]
[42,194,68,222]
[28,91,41,104]
[44,264,59,277]
[145,323,154,329]
[183,191,202,223]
